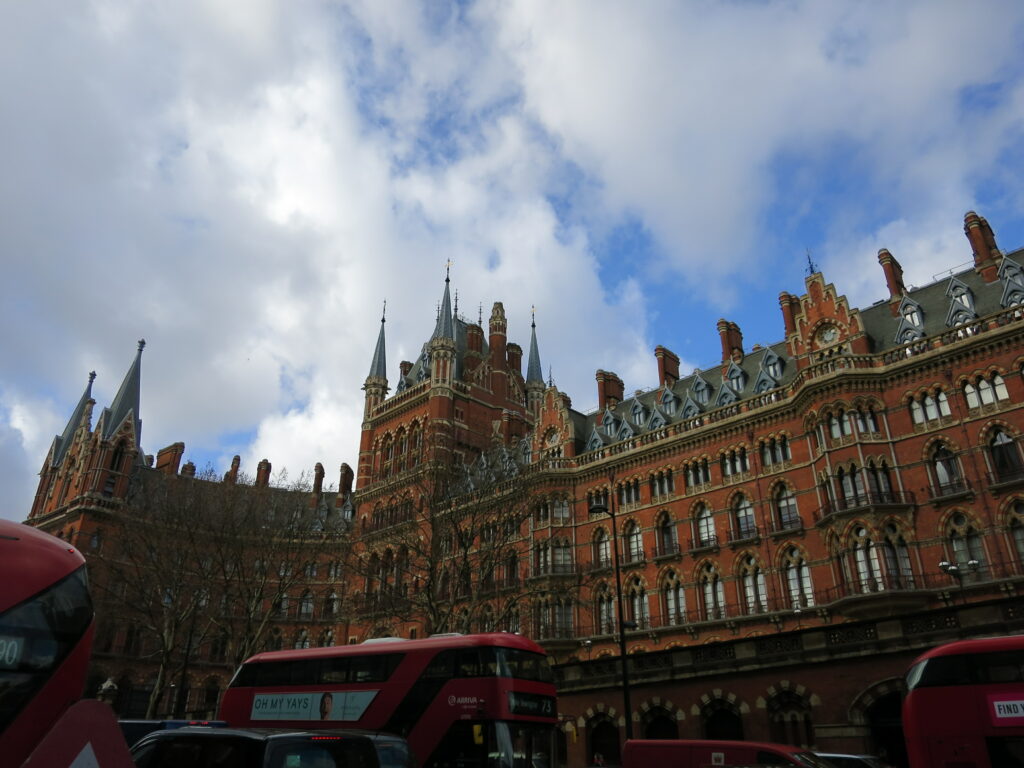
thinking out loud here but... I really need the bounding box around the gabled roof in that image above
[50,371,95,468]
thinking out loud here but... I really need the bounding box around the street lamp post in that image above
[589,490,634,741]
[939,558,979,603]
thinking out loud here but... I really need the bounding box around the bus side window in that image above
[458,650,481,677]
[321,658,351,683]
[424,650,455,679]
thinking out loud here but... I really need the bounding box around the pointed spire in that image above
[367,301,387,380]
[51,371,96,467]
[527,305,544,384]
[431,262,455,341]
[102,339,145,444]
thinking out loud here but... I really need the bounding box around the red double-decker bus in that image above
[903,634,1024,768]
[0,519,133,767]
[219,633,559,768]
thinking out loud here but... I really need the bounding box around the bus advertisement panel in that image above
[903,634,1024,768]
[219,633,558,768]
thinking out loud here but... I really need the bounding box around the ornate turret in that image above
[363,304,389,417]
[429,266,457,387]
[97,339,145,448]
[525,307,545,415]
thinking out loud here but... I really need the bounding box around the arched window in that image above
[593,529,611,568]
[852,527,883,593]
[739,555,768,614]
[932,445,964,495]
[324,592,339,617]
[552,540,573,573]
[294,629,310,649]
[948,512,986,579]
[733,497,756,539]
[624,521,643,563]
[837,466,866,508]
[774,486,800,530]
[783,547,814,608]
[695,505,716,548]
[626,576,649,628]
[1010,501,1024,564]
[656,514,678,556]
[595,585,616,635]
[699,564,727,620]
[881,524,914,589]
[767,690,815,748]
[662,571,686,625]
[865,460,893,499]
[854,406,879,434]
[990,430,1023,482]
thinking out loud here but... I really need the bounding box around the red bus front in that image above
[903,635,1024,768]
[219,633,558,768]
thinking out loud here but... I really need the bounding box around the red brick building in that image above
[353,212,1024,767]
[27,211,1024,767]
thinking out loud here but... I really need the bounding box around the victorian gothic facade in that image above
[27,211,1024,766]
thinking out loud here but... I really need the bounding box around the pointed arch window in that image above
[783,547,814,608]
[948,512,986,578]
[990,430,1023,482]
[865,460,893,500]
[932,445,964,495]
[852,527,883,593]
[699,564,727,620]
[595,585,616,635]
[1010,502,1024,564]
[853,407,879,434]
[662,571,686,625]
[733,496,756,540]
[593,529,611,569]
[837,466,866,508]
[685,459,711,488]
[739,555,768,614]
[656,514,678,557]
[626,576,649,629]
[774,486,800,530]
[695,505,716,548]
[761,436,791,467]
[881,524,914,589]
[624,521,643,563]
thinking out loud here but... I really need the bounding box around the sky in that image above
[3,1,1024,520]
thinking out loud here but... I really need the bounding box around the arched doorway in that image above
[866,692,907,768]
[588,716,620,766]
[642,706,678,739]
[703,700,744,741]
[767,690,814,748]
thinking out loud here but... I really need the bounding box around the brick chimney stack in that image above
[314,462,324,494]
[224,455,240,484]
[717,319,744,362]
[655,346,680,387]
[181,461,196,478]
[779,292,796,337]
[466,323,483,354]
[507,342,522,375]
[256,459,272,487]
[339,463,354,497]
[155,442,185,475]
[399,360,412,378]
[596,370,625,410]
[877,248,907,316]
[965,210,1001,282]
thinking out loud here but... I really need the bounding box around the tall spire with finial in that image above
[526,305,544,384]
[101,340,145,447]
[431,261,455,341]
[367,301,387,380]
[50,370,96,467]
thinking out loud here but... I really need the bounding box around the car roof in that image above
[138,727,403,743]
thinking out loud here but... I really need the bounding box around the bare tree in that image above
[351,444,559,638]
[90,466,349,717]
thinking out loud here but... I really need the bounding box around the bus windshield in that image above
[0,566,92,735]
[426,721,555,768]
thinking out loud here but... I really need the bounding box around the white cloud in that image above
[2,0,1024,520]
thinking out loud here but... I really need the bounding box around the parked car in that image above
[623,739,837,767]
[129,726,413,768]
[120,719,227,748]
[815,754,890,768]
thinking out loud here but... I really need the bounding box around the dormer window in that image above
[631,401,646,424]
[765,357,782,380]
[726,361,746,392]
[693,378,710,405]
[903,305,921,326]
